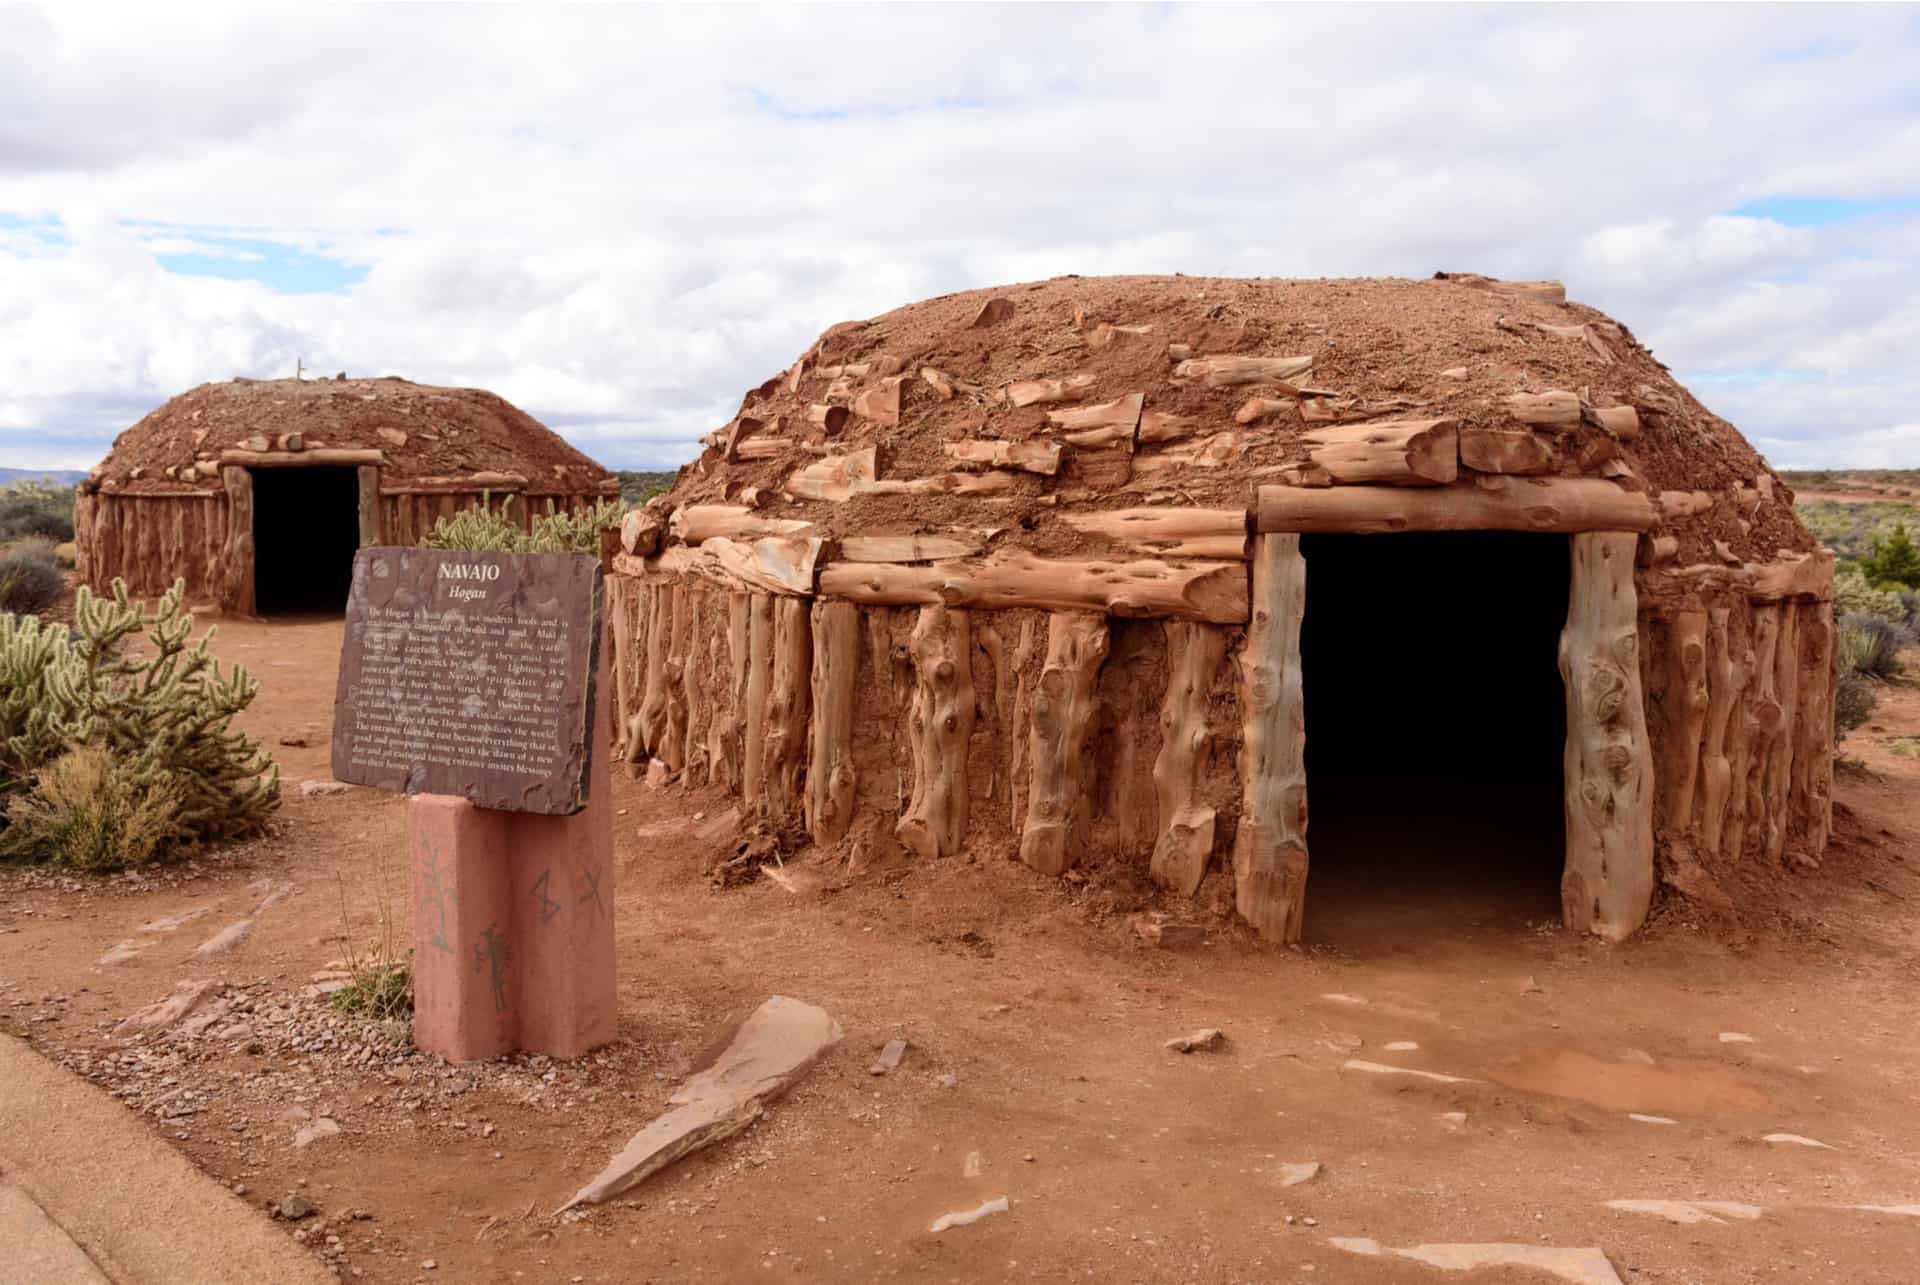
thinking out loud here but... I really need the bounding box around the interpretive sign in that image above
[332,547,604,814]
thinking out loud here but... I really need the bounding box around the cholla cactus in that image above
[6,578,280,852]
[422,493,621,554]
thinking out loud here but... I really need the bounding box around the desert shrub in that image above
[1898,590,1920,631]
[1862,523,1920,590]
[421,494,622,555]
[329,958,413,1020]
[0,543,66,616]
[0,481,75,543]
[0,579,279,863]
[1839,612,1906,680]
[1834,565,1906,619]
[1834,669,1876,738]
[0,747,185,870]
[616,470,675,508]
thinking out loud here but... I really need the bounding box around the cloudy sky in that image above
[2,4,1917,472]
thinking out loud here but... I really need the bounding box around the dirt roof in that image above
[659,273,1812,568]
[93,376,614,494]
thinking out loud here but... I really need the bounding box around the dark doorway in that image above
[1298,531,1569,945]
[251,467,360,615]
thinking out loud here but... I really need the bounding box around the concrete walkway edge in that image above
[0,1033,332,1284]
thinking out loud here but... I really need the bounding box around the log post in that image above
[1007,616,1039,832]
[635,583,671,761]
[1661,609,1710,836]
[1018,612,1109,875]
[1698,608,1744,857]
[741,594,775,808]
[680,587,709,784]
[1150,621,1228,896]
[356,465,382,546]
[897,605,974,860]
[1764,603,1800,864]
[1735,606,1782,859]
[806,600,860,844]
[1232,533,1308,942]
[607,577,634,759]
[1559,532,1655,940]
[219,467,256,616]
[760,596,811,825]
[709,592,750,794]
[661,585,692,773]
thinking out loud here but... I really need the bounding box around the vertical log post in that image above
[1018,612,1109,875]
[741,594,775,808]
[636,582,672,760]
[709,592,749,795]
[1697,607,1743,857]
[1764,603,1800,864]
[356,465,381,546]
[219,467,257,617]
[1792,601,1835,861]
[1559,532,1654,941]
[1150,621,1227,896]
[661,585,691,773]
[806,600,860,845]
[897,605,974,859]
[680,587,709,784]
[1232,533,1309,942]
[1661,609,1710,836]
[760,596,812,824]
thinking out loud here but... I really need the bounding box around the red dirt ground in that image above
[4,618,1920,1283]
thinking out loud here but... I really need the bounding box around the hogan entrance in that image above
[251,465,361,615]
[1300,531,1570,944]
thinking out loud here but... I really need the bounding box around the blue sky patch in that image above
[122,221,368,294]
[1729,195,1920,226]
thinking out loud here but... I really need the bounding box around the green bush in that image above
[1835,669,1876,739]
[1862,523,1920,589]
[0,544,65,616]
[0,481,75,543]
[329,958,413,1021]
[421,494,622,554]
[2,747,184,870]
[0,579,279,866]
[1840,612,1907,680]
[1834,565,1907,619]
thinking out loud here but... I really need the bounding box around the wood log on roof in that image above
[220,448,385,467]
[1171,355,1313,388]
[1008,374,1094,407]
[669,505,813,545]
[817,547,1249,624]
[943,439,1061,475]
[1060,508,1249,560]
[1459,428,1553,476]
[1300,418,1457,486]
[1504,391,1582,430]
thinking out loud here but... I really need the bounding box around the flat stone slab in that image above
[1763,1132,1834,1149]
[1331,1237,1622,1284]
[560,996,841,1210]
[929,1196,1008,1233]
[140,906,212,934]
[114,981,215,1040]
[1342,1059,1477,1084]
[1605,1199,1762,1225]
[1275,1161,1320,1187]
[96,940,146,967]
[191,920,254,959]
[1166,1028,1225,1054]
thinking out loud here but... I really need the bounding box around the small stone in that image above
[929,1196,1009,1233]
[96,940,146,967]
[1131,915,1205,950]
[421,1260,437,1271]
[191,919,254,958]
[869,1039,908,1075]
[1320,993,1367,1006]
[279,1194,315,1220]
[1384,1041,1419,1052]
[1719,1032,1756,1044]
[1275,1162,1320,1187]
[937,1073,958,1089]
[1439,1111,1469,1130]
[1439,367,1469,379]
[1763,1132,1833,1149]
[963,1151,982,1178]
[282,1106,313,1123]
[1628,1113,1677,1126]
[300,780,352,798]
[1165,1028,1225,1054]
[294,1118,343,1147]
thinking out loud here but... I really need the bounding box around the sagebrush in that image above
[0,543,65,616]
[0,481,76,543]
[2,747,184,870]
[0,578,279,868]
[421,494,622,554]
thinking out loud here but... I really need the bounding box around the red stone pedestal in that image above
[406,661,617,1062]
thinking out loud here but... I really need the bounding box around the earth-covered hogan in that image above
[73,376,621,616]
[617,273,1831,942]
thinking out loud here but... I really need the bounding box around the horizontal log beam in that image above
[1749,550,1835,602]
[818,548,1248,624]
[669,504,813,544]
[1300,418,1457,486]
[643,536,824,596]
[944,439,1061,475]
[838,531,992,563]
[220,449,385,467]
[379,471,528,495]
[1255,478,1654,534]
[1060,507,1249,560]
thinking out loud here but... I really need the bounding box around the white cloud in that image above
[2,4,1918,469]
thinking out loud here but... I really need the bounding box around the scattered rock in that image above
[1522,976,1546,995]
[254,882,294,912]
[963,1151,982,1178]
[1620,1048,1656,1065]
[192,919,255,958]
[929,1195,1009,1233]
[1438,1111,1469,1130]
[1321,993,1367,1006]
[1762,1132,1833,1149]
[1842,1204,1920,1218]
[1718,1032,1756,1044]
[281,1106,312,1123]
[299,780,352,797]
[278,1194,315,1221]
[1341,1060,1477,1084]
[96,939,146,967]
[560,996,842,1210]
[869,1039,908,1075]
[140,906,213,934]
[1605,1199,1761,1225]
[114,980,216,1039]
[1275,1162,1320,1187]
[1384,1041,1420,1052]
[968,298,1014,329]
[1330,1237,1622,1284]
[294,1118,343,1147]
[1439,366,1469,379]
[1165,1028,1225,1054]
[1131,914,1205,949]
[644,760,679,789]
[936,1073,958,1090]
[277,734,310,747]
[1628,1113,1677,1126]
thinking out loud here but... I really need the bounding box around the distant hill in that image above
[0,468,85,486]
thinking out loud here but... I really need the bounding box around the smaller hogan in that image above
[75,376,620,615]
